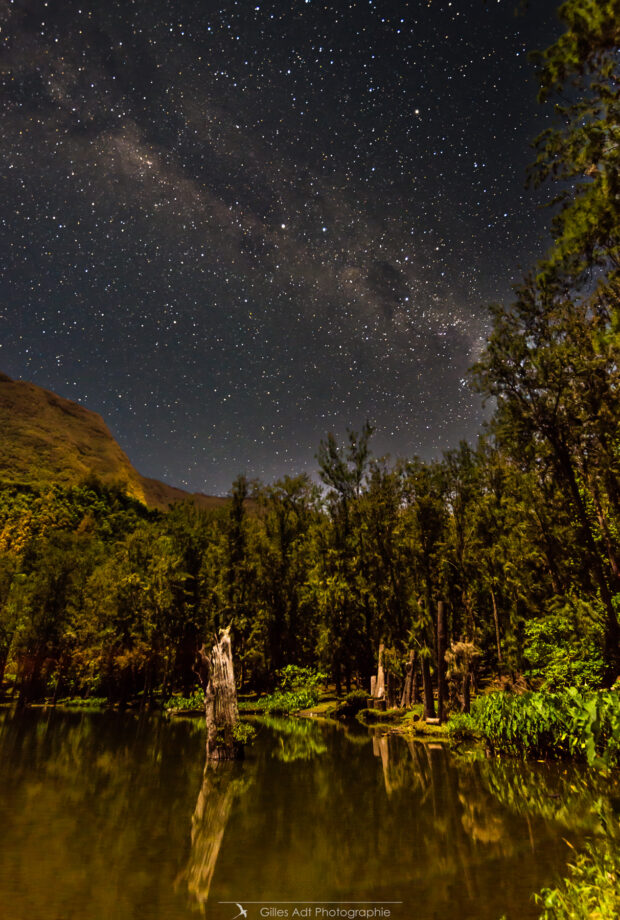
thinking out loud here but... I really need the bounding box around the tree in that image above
[529,0,620,290]
[473,1,620,683]
[402,459,448,717]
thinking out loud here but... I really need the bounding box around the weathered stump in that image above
[195,627,243,761]
[374,642,386,699]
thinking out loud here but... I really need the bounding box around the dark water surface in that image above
[0,709,614,920]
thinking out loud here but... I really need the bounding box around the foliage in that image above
[262,688,318,714]
[463,689,620,770]
[528,0,620,288]
[445,711,478,742]
[58,696,108,710]
[357,707,405,724]
[338,689,369,717]
[524,602,605,691]
[258,665,326,714]
[165,692,204,712]
[534,840,620,920]
[276,665,325,693]
[232,721,257,746]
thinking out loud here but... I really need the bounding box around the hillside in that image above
[0,372,228,511]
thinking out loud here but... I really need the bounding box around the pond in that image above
[0,708,615,920]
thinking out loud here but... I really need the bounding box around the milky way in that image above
[1,0,560,494]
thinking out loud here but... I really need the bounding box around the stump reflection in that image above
[179,761,251,912]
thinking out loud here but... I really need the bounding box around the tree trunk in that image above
[0,650,8,694]
[374,642,385,699]
[334,658,342,698]
[555,439,620,684]
[436,601,448,723]
[412,665,421,704]
[490,587,502,665]
[195,627,243,761]
[400,650,416,708]
[51,654,69,707]
[421,655,435,720]
[385,670,400,708]
[462,671,471,714]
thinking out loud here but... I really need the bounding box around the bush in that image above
[336,689,369,717]
[460,689,620,770]
[263,687,319,714]
[276,665,325,693]
[524,602,605,691]
[446,711,478,742]
[59,696,108,710]
[232,721,257,745]
[260,665,326,714]
[534,841,620,920]
[164,692,204,712]
[357,707,404,724]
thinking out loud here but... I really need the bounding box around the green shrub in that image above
[446,711,478,741]
[465,689,620,770]
[232,721,257,745]
[534,841,620,920]
[276,665,325,693]
[524,603,605,691]
[59,696,108,710]
[345,689,368,705]
[164,692,204,712]
[263,687,320,713]
[259,665,326,714]
[338,689,369,716]
[357,707,404,724]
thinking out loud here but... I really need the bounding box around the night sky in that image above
[1,0,561,495]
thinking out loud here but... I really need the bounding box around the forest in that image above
[0,0,619,713]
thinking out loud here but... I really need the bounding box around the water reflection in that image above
[260,714,328,762]
[179,762,252,912]
[0,709,617,920]
[0,707,205,919]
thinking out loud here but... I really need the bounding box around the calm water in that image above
[0,709,615,920]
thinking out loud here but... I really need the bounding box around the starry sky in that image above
[1,0,562,495]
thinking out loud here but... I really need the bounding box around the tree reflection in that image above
[178,762,251,912]
[1,710,618,920]
[259,714,328,762]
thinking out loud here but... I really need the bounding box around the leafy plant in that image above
[232,721,257,745]
[446,711,478,742]
[454,689,620,771]
[524,602,605,691]
[534,840,620,920]
[336,688,368,717]
[164,692,204,712]
[261,665,326,713]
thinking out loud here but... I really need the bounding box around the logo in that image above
[231,904,248,919]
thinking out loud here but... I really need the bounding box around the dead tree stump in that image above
[374,642,386,700]
[195,627,243,761]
